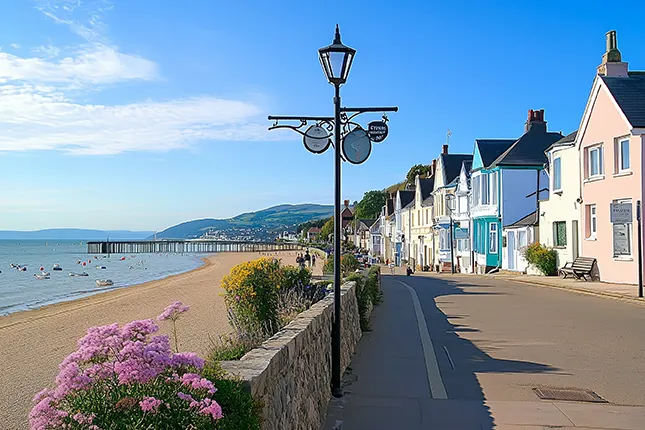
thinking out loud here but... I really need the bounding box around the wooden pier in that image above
[87,240,302,254]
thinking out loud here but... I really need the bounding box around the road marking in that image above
[443,346,456,370]
[396,279,448,399]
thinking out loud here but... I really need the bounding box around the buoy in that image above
[82,262,86,266]
[88,260,92,263]
[40,267,44,271]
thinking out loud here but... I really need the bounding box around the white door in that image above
[507,231,516,270]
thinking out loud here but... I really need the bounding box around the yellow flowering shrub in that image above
[221,258,284,336]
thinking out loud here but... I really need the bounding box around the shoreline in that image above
[0,250,301,430]
[0,256,210,330]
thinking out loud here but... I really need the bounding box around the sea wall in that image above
[219,281,361,430]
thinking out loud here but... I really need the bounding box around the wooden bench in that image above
[558,257,596,281]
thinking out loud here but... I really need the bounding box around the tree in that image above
[354,190,387,220]
[405,164,431,185]
[319,218,334,242]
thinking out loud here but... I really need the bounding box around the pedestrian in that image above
[312,254,316,267]
[304,250,311,267]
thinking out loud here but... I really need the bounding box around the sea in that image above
[0,240,205,316]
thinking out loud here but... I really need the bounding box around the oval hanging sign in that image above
[342,127,372,165]
[303,124,331,154]
[367,121,388,143]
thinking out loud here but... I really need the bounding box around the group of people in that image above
[295,250,316,269]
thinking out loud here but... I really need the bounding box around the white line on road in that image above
[396,279,448,400]
[443,346,456,370]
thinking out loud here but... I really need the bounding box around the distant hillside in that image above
[0,229,154,240]
[156,204,334,239]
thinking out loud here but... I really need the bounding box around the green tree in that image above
[354,190,387,220]
[319,218,334,242]
[405,164,431,185]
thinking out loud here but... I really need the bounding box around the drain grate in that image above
[533,387,607,403]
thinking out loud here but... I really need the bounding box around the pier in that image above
[87,240,302,254]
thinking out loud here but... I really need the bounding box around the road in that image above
[325,273,645,429]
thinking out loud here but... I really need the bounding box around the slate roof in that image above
[491,127,563,168]
[546,130,577,153]
[419,177,434,200]
[447,160,473,187]
[475,139,515,169]
[601,72,645,128]
[441,154,473,185]
[507,211,538,227]
[386,198,394,216]
[359,219,376,228]
[308,227,321,233]
[398,190,415,209]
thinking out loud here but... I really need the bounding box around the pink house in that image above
[578,31,645,284]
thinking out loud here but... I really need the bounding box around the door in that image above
[507,231,516,270]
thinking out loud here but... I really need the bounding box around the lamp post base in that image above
[332,386,343,398]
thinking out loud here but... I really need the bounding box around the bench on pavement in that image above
[558,257,596,281]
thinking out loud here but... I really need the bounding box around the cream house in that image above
[539,131,581,266]
[409,164,436,270]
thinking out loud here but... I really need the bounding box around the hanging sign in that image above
[303,124,331,154]
[367,121,389,143]
[342,127,372,165]
[610,202,632,223]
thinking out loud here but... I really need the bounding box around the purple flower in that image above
[177,391,196,404]
[171,352,205,370]
[198,398,224,420]
[72,412,95,424]
[180,373,217,394]
[157,301,190,321]
[122,319,159,340]
[139,396,162,413]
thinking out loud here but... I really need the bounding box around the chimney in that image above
[432,159,437,176]
[598,30,628,77]
[343,200,349,209]
[442,144,448,154]
[525,109,547,133]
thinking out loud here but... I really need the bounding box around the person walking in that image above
[304,250,311,267]
[311,254,316,267]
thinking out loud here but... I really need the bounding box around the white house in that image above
[394,189,415,266]
[539,131,581,267]
[451,160,473,273]
[502,211,538,272]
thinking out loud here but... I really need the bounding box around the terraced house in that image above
[409,162,436,270]
[471,110,561,273]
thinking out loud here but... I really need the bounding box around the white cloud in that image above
[10,43,21,49]
[0,0,286,155]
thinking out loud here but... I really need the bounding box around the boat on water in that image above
[41,271,51,277]
[96,279,114,287]
[96,265,107,270]
[52,264,62,271]
[69,272,89,277]
[34,274,50,280]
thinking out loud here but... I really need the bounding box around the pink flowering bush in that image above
[29,304,223,430]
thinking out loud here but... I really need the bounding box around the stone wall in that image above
[219,282,361,430]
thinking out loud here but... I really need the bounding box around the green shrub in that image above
[346,273,372,331]
[366,266,383,305]
[522,242,558,276]
[203,362,263,430]
[323,254,360,276]
[208,332,264,361]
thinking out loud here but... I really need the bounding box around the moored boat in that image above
[95,279,114,287]
[52,264,62,271]
[69,272,89,277]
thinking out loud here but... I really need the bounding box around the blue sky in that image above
[0,0,643,231]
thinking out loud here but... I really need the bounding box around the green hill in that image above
[155,204,334,239]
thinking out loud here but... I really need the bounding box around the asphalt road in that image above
[407,273,645,406]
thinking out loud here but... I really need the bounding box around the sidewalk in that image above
[322,275,645,430]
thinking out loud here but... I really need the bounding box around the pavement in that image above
[323,272,645,430]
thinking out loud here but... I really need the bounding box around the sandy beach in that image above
[0,250,314,430]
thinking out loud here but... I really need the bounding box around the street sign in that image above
[342,127,371,164]
[367,121,388,143]
[611,202,632,223]
[303,124,331,154]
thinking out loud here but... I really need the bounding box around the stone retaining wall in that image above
[219,282,361,430]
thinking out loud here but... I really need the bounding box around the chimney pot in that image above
[343,200,349,208]
[432,159,437,174]
[442,144,448,154]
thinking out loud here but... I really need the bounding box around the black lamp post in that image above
[267,25,397,397]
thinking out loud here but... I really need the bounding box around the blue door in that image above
[395,243,402,266]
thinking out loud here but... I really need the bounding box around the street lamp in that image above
[267,25,397,398]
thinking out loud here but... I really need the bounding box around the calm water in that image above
[0,240,205,316]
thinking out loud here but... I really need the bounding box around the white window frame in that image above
[588,204,597,239]
[491,171,498,205]
[489,223,498,254]
[553,157,562,191]
[553,221,567,248]
[481,173,490,205]
[587,145,604,179]
[612,198,633,258]
[615,138,630,173]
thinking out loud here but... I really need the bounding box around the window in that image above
[554,221,567,247]
[472,175,480,206]
[518,230,528,248]
[586,205,597,238]
[439,229,448,250]
[613,199,632,257]
[587,145,603,178]
[489,223,498,254]
[553,157,562,191]
[481,173,490,205]
[457,238,470,252]
[491,171,498,205]
[614,139,630,173]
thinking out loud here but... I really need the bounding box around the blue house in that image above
[471,109,562,273]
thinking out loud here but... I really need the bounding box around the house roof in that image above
[475,139,515,168]
[507,211,538,227]
[601,72,645,128]
[359,219,376,228]
[441,153,473,185]
[419,177,434,200]
[546,130,578,153]
[386,198,394,216]
[308,227,321,233]
[448,160,473,187]
[398,190,415,209]
[491,127,563,168]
